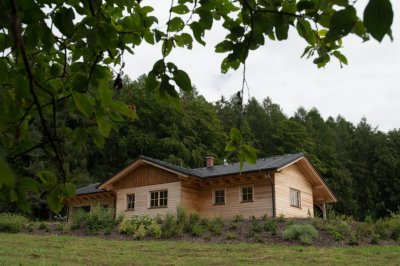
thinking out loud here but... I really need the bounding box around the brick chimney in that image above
[206,156,214,168]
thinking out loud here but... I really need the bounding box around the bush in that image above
[134,224,147,239]
[26,223,34,232]
[0,213,29,233]
[374,219,388,239]
[283,224,319,245]
[38,222,50,232]
[325,220,351,241]
[71,209,88,229]
[249,216,262,233]
[191,223,206,237]
[208,217,224,235]
[148,222,162,238]
[356,222,375,238]
[63,223,71,234]
[55,223,64,231]
[264,219,277,235]
[176,205,187,226]
[119,218,136,234]
[386,213,400,240]
[225,231,236,240]
[233,214,244,223]
[188,212,201,226]
[85,205,116,234]
[348,232,359,246]
[161,212,182,238]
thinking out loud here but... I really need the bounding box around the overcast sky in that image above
[124,1,399,132]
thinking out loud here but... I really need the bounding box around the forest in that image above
[12,75,399,221]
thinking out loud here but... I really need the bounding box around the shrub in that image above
[261,214,268,221]
[0,213,29,233]
[370,233,379,245]
[71,209,88,229]
[208,217,224,235]
[325,220,351,241]
[374,219,388,239]
[191,223,206,237]
[63,223,71,234]
[85,205,116,234]
[119,218,136,235]
[277,214,285,222]
[230,221,239,230]
[356,222,375,238]
[134,224,147,240]
[161,212,180,238]
[264,219,277,235]
[26,223,34,232]
[249,216,262,233]
[386,213,400,240]
[225,231,236,240]
[38,222,50,232]
[188,212,201,226]
[55,223,64,231]
[283,224,319,245]
[348,232,359,246]
[233,214,244,223]
[148,222,162,238]
[176,205,187,226]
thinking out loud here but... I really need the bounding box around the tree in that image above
[0,0,394,212]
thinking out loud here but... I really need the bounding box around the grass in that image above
[1,233,400,265]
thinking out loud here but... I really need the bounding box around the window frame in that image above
[240,185,254,203]
[213,188,226,205]
[290,188,301,208]
[126,193,135,211]
[149,190,168,209]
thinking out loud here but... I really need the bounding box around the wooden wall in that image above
[113,165,179,189]
[194,177,273,219]
[275,164,314,218]
[116,182,181,217]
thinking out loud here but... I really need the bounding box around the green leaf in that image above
[96,115,112,137]
[37,171,57,185]
[229,128,241,142]
[364,0,393,42]
[89,128,105,148]
[53,7,75,38]
[168,17,185,32]
[48,187,63,213]
[190,22,206,46]
[171,4,189,14]
[173,70,192,92]
[63,183,76,197]
[225,141,237,152]
[111,101,137,119]
[99,85,113,107]
[72,91,93,118]
[326,6,357,42]
[0,158,16,187]
[332,51,348,65]
[241,144,257,164]
[18,177,40,193]
[296,0,316,11]
[162,38,174,57]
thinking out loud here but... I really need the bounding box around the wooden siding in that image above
[67,196,115,221]
[116,182,181,217]
[196,176,273,219]
[113,164,180,189]
[181,182,199,212]
[275,164,314,218]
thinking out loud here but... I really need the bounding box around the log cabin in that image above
[65,153,336,220]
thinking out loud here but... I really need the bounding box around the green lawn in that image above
[1,233,400,265]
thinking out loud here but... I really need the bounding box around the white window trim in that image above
[212,188,226,205]
[290,188,301,208]
[240,185,254,203]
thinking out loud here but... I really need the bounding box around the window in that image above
[75,206,90,212]
[127,194,135,210]
[150,190,168,208]
[214,189,225,205]
[241,186,253,202]
[290,188,301,208]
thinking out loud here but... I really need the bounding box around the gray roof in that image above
[76,183,103,195]
[80,153,305,194]
[140,153,304,178]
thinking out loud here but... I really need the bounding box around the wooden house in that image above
[65,153,336,220]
